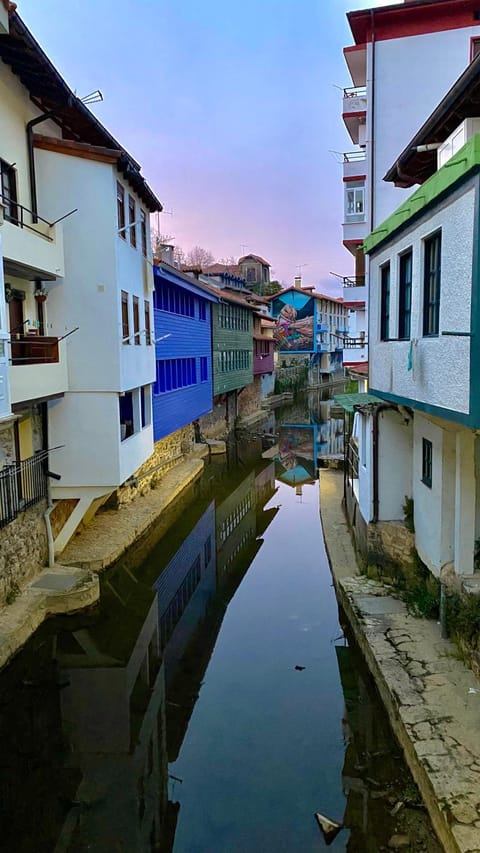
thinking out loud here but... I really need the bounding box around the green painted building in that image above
[210,293,254,396]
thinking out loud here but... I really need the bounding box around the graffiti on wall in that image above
[273,296,315,352]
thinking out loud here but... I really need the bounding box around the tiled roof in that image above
[238,254,271,266]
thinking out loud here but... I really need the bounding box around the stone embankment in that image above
[320,469,480,853]
[0,454,207,670]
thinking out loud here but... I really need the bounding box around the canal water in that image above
[0,392,441,852]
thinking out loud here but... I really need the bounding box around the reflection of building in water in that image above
[155,501,216,688]
[276,425,317,487]
[57,590,168,852]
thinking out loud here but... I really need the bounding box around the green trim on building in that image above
[368,387,475,428]
[364,134,480,255]
[469,174,480,426]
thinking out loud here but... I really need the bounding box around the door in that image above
[9,296,24,364]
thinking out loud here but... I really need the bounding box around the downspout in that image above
[41,401,55,567]
[369,10,376,233]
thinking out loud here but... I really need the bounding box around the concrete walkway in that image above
[0,564,99,671]
[319,469,480,853]
[60,456,204,572]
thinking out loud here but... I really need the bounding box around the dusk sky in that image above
[20,0,394,296]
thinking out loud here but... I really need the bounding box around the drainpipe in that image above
[41,401,55,568]
[27,104,71,222]
[369,10,376,233]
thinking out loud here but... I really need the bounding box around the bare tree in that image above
[151,230,186,268]
[185,245,215,268]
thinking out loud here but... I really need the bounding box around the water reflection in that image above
[0,407,440,853]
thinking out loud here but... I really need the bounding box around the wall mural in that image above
[273,295,315,352]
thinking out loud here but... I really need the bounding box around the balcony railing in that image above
[346,439,359,482]
[343,276,365,287]
[343,86,367,99]
[9,335,60,366]
[342,151,366,163]
[0,451,48,528]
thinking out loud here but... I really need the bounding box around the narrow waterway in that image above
[0,393,441,852]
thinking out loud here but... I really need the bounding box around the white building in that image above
[344,56,480,579]
[340,0,480,374]
[0,8,161,555]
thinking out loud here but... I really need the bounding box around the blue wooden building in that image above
[152,262,218,441]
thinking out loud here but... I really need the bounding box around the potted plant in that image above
[34,287,48,303]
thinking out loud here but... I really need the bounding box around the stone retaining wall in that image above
[0,501,48,605]
[115,424,195,505]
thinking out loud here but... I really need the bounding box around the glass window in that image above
[422,438,432,488]
[133,296,140,344]
[423,232,441,337]
[117,181,126,238]
[128,195,136,247]
[140,210,147,256]
[144,301,151,345]
[380,263,390,341]
[0,159,18,224]
[121,291,129,344]
[398,250,412,340]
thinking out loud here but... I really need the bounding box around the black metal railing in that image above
[343,86,367,99]
[0,451,48,528]
[342,151,366,163]
[1,192,55,241]
[343,275,365,287]
[346,439,359,482]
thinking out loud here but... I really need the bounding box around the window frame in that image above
[423,231,441,337]
[144,300,151,345]
[0,159,18,224]
[344,184,365,222]
[140,210,147,256]
[117,181,126,238]
[421,438,433,488]
[128,195,137,247]
[380,262,390,341]
[398,249,412,340]
[133,295,140,345]
[121,290,130,344]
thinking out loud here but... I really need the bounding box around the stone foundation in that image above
[0,501,48,605]
[115,424,195,505]
[199,392,236,440]
[369,521,416,575]
[237,376,262,419]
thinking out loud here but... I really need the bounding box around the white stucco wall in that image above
[413,413,455,576]
[378,409,413,522]
[369,184,475,416]
[0,233,10,419]
[367,26,480,227]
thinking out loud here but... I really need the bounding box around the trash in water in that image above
[294,665,306,671]
[314,812,343,845]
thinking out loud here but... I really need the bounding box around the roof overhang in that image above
[384,53,480,187]
[344,44,366,87]
[0,12,162,211]
[154,264,219,302]
[347,0,480,46]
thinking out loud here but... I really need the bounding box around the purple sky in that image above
[20,0,393,296]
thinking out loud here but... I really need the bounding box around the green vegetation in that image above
[344,378,358,394]
[5,580,20,606]
[446,592,480,649]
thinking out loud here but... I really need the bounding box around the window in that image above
[121,291,130,343]
[117,181,126,238]
[133,296,140,344]
[200,356,208,381]
[380,263,390,341]
[159,556,202,651]
[246,267,256,283]
[128,195,136,247]
[421,438,432,488]
[141,385,152,427]
[398,250,412,340]
[140,210,147,256]
[199,301,206,321]
[154,283,194,317]
[423,232,441,337]
[154,358,196,393]
[119,391,134,440]
[263,266,268,283]
[471,37,480,62]
[345,185,365,221]
[0,160,17,224]
[204,535,212,566]
[144,301,151,345]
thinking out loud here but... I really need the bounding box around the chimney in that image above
[294,275,302,289]
[161,244,175,264]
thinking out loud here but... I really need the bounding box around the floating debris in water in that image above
[314,812,343,845]
[294,665,306,671]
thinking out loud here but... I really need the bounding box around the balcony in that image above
[10,337,68,405]
[343,150,366,182]
[316,323,329,333]
[342,275,365,287]
[1,197,65,280]
[342,87,367,146]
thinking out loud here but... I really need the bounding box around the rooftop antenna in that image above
[240,243,248,255]
[296,263,309,275]
[155,209,174,235]
[80,90,104,105]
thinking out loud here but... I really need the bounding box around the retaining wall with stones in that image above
[115,424,195,505]
[237,376,262,419]
[0,501,48,605]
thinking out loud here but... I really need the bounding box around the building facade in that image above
[340,0,480,372]
[152,262,218,442]
[344,58,480,580]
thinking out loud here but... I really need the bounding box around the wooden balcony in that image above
[10,334,59,366]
